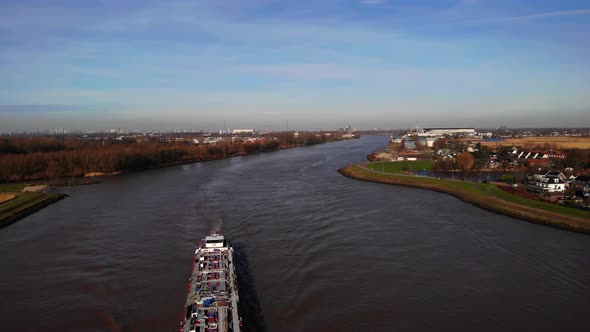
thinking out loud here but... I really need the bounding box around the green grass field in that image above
[0,192,57,219]
[367,161,434,173]
[0,183,28,192]
[0,182,62,222]
[352,165,590,219]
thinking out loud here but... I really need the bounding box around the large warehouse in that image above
[416,128,476,137]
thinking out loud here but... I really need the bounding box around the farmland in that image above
[474,137,590,149]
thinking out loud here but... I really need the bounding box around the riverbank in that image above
[0,137,358,228]
[339,164,590,234]
[1,135,358,184]
[1,132,359,183]
[57,138,353,183]
[0,184,67,228]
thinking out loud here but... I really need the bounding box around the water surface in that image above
[1,136,589,332]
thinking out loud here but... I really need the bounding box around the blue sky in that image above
[1,0,589,131]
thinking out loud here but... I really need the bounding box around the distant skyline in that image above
[1,0,589,132]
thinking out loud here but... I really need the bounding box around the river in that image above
[1,136,589,332]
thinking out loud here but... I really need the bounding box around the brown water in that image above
[1,136,589,332]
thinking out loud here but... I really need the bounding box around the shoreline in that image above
[6,137,358,187]
[338,164,590,234]
[0,193,67,229]
[0,138,356,229]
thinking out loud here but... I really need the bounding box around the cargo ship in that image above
[180,233,242,332]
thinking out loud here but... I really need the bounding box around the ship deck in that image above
[182,243,240,332]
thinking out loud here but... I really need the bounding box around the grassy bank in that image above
[339,164,590,234]
[0,184,66,228]
[368,161,434,172]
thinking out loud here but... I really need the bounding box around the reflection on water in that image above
[1,136,589,332]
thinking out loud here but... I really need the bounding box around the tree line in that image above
[0,132,348,182]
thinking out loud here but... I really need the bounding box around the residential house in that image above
[571,175,590,197]
[528,171,566,193]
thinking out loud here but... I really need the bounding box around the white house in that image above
[528,171,566,193]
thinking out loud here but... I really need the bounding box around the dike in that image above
[0,194,67,229]
[339,165,590,234]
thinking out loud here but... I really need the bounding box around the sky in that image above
[1,0,589,132]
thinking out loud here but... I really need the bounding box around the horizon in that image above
[1,0,589,131]
[3,126,590,135]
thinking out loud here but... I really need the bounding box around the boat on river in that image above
[180,233,242,332]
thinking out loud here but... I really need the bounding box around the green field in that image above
[0,183,62,223]
[0,183,28,192]
[0,192,57,219]
[367,161,434,173]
